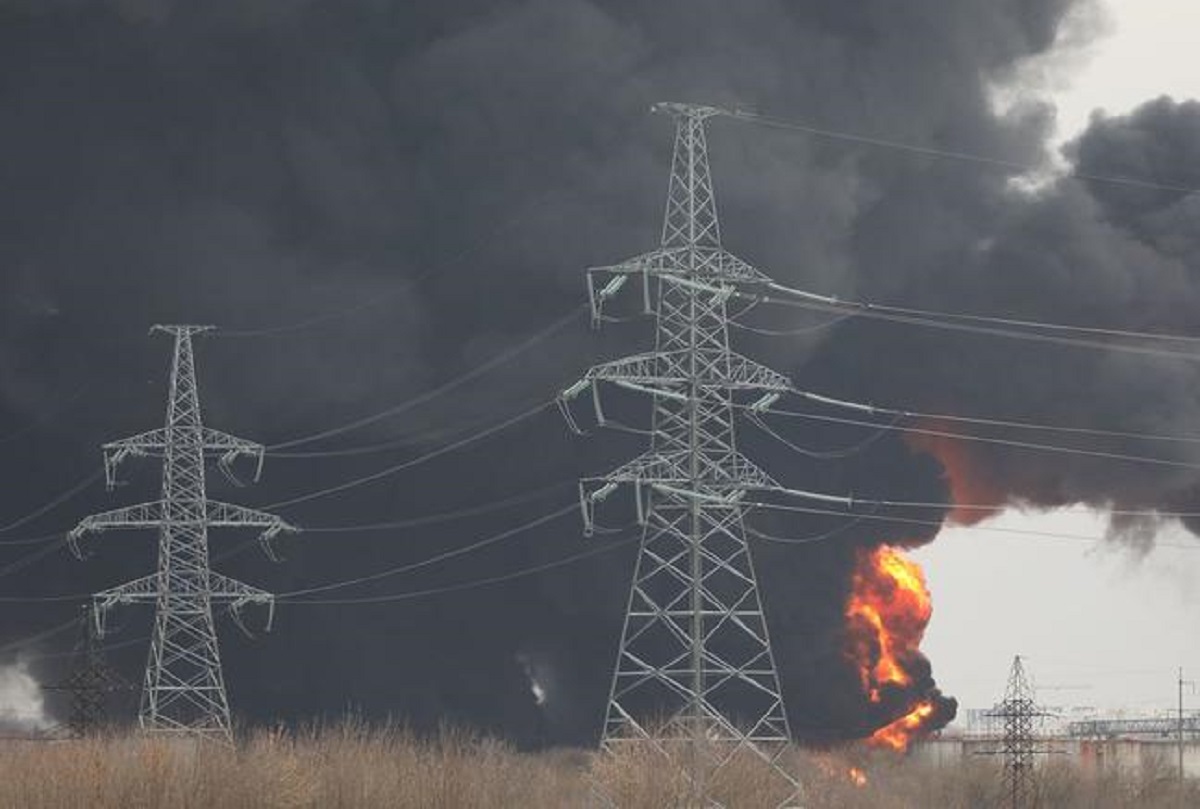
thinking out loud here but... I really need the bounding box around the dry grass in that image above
[1,724,1198,808]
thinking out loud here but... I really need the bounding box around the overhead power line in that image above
[739,496,1200,547]
[267,306,584,452]
[0,539,67,580]
[0,529,70,548]
[750,401,1200,472]
[264,401,552,511]
[281,535,639,606]
[277,503,578,599]
[736,281,1200,360]
[300,481,569,534]
[268,400,544,459]
[790,388,1200,446]
[0,470,103,534]
[742,498,1200,545]
[731,108,1200,197]
[747,410,900,459]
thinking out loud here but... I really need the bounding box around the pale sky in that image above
[915,0,1200,721]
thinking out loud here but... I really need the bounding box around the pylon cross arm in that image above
[208,571,275,633]
[91,574,160,635]
[582,348,791,393]
[586,247,772,323]
[200,429,267,484]
[205,500,298,561]
[68,500,165,555]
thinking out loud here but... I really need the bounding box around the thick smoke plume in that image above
[1,0,1196,746]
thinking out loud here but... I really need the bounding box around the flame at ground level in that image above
[868,700,935,751]
[845,545,948,751]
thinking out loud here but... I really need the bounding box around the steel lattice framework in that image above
[560,103,802,807]
[69,325,296,741]
[44,604,132,737]
[982,656,1054,809]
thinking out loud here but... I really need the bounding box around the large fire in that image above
[845,545,940,751]
[869,700,935,751]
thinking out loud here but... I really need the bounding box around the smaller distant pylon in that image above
[980,655,1056,809]
[43,604,133,737]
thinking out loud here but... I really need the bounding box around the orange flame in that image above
[848,766,868,787]
[846,545,941,751]
[845,546,932,702]
[869,700,935,751]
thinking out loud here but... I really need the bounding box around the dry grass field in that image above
[0,723,1197,808]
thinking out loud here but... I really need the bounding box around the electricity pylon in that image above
[69,325,296,741]
[981,656,1055,809]
[43,603,132,737]
[559,103,802,807]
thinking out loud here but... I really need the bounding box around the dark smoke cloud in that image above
[1,0,1193,746]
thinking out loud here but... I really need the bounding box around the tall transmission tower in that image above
[68,325,295,741]
[43,604,132,737]
[559,103,802,806]
[982,655,1054,809]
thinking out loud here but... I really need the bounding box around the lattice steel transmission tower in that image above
[44,604,132,737]
[69,325,296,741]
[559,103,802,806]
[982,656,1054,809]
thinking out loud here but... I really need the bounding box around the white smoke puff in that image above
[516,651,551,708]
[0,660,50,731]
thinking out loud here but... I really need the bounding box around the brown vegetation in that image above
[0,724,1197,808]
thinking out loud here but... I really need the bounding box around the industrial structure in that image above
[43,603,131,737]
[559,103,804,806]
[979,656,1056,809]
[68,325,295,741]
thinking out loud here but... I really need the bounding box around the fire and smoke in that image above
[1,0,1197,754]
[844,545,949,750]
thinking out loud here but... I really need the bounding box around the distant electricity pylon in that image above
[43,603,132,737]
[981,656,1055,809]
[68,325,296,741]
[559,103,802,806]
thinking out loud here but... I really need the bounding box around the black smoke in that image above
[0,0,1196,747]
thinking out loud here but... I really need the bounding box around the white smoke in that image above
[516,651,551,708]
[0,660,50,731]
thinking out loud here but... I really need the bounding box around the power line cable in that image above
[750,400,1200,472]
[745,505,881,545]
[0,470,103,534]
[267,306,584,451]
[281,535,638,606]
[276,503,578,599]
[0,616,82,655]
[747,410,900,460]
[738,282,1200,360]
[0,539,66,580]
[740,499,1200,550]
[731,109,1200,197]
[263,401,552,511]
[790,387,1200,446]
[300,481,570,534]
[730,311,856,336]
[0,529,69,548]
[269,397,546,459]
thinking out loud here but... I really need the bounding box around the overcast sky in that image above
[917,0,1200,718]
